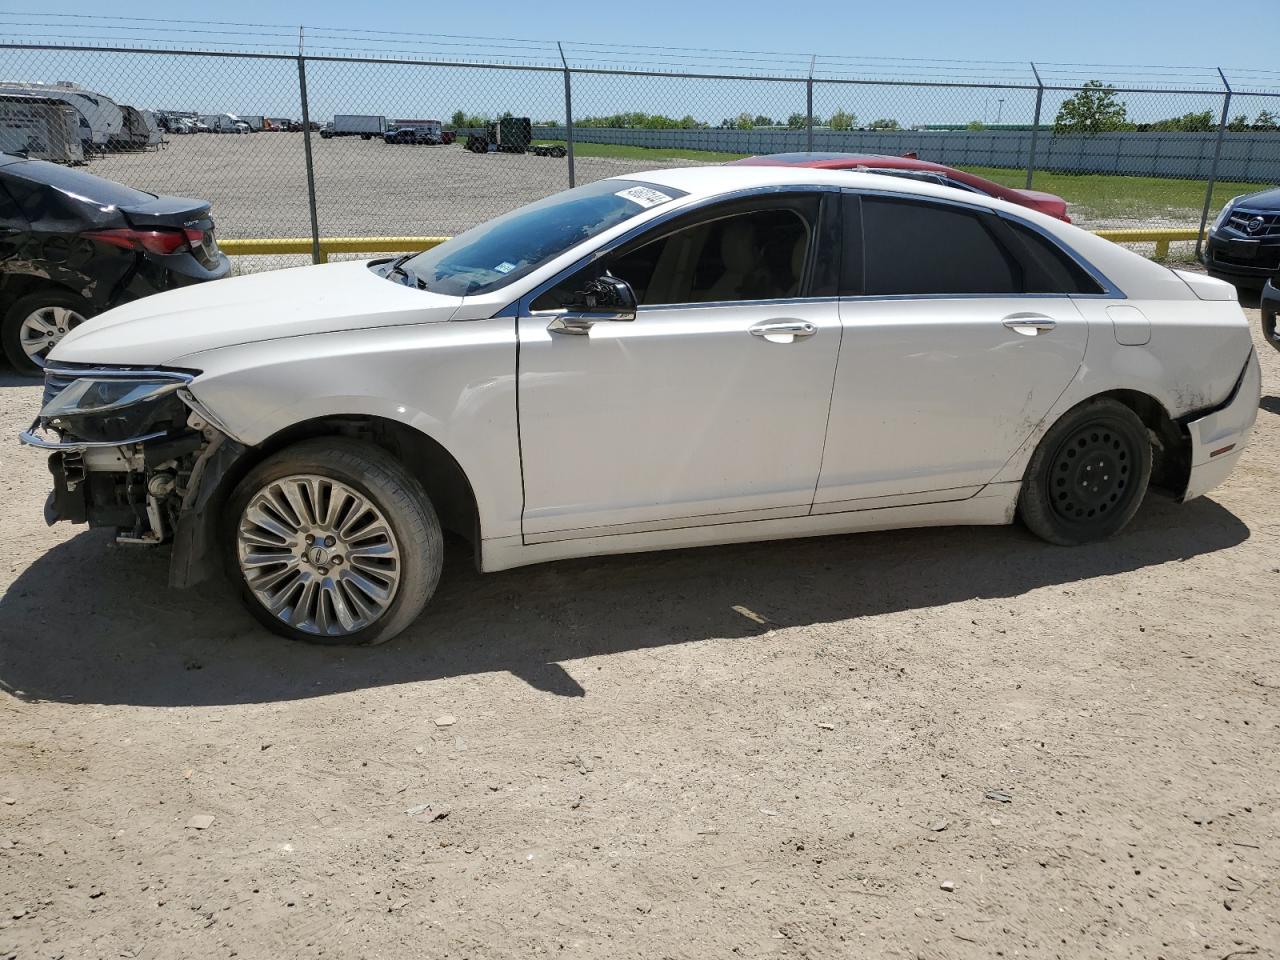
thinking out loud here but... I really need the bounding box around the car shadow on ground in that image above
[0,493,1250,707]
[0,369,38,389]
[1261,395,1280,416]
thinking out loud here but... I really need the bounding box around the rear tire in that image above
[2,289,94,376]
[225,438,443,645]
[1018,398,1153,546]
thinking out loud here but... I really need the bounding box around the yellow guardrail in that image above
[1092,228,1202,259]
[218,236,449,262]
[220,228,1204,264]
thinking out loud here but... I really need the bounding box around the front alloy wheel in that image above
[227,439,443,645]
[238,475,403,637]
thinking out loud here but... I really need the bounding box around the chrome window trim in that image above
[845,186,1126,300]
[510,184,841,316]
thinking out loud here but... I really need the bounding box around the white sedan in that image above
[21,166,1261,645]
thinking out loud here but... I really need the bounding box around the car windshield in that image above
[402,179,687,297]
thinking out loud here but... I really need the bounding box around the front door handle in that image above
[749,319,817,344]
[1002,312,1056,336]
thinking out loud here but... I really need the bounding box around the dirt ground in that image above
[0,299,1278,959]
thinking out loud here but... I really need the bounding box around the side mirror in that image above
[548,275,637,336]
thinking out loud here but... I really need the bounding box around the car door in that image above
[517,191,843,541]
[0,177,30,272]
[814,192,1093,509]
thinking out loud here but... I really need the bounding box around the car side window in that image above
[1001,219,1105,295]
[533,199,819,310]
[860,196,1019,296]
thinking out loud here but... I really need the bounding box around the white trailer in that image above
[201,113,249,134]
[238,114,265,131]
[321,114,386,138]
[0,80,123,147]
[0,94,84,163]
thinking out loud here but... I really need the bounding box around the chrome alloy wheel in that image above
[20,305,86,366]
[237,475,402,637]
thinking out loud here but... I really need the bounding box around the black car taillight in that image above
[83,226,200,256]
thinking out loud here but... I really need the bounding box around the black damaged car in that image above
[0,152,230,375]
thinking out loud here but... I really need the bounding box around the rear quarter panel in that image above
[990,295,1254,484]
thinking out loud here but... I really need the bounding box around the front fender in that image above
[177,319,522,540]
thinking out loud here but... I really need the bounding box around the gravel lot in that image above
[86,134,690,240]
[0,288,1277,957]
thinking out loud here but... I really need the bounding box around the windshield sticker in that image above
[493,261,517,274]
[615,185,673,209]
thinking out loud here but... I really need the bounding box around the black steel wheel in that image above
[1019,398,1153,546]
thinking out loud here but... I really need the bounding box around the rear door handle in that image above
[749,319,817,344]
[1002,312,1056,336]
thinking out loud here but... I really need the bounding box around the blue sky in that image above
[3,0,1275,74]
[1,1,1277,126]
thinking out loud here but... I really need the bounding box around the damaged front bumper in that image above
[19,363,245,587]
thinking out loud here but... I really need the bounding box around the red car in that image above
[731,152,1071,222]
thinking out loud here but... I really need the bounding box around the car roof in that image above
[0,152,29,169]
[733,151,945,172]
[611,164,1005,213]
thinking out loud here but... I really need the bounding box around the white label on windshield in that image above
[493,261,516,274]
[615,185,673,209]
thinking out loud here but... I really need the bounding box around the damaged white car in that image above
[20,166,1261,645]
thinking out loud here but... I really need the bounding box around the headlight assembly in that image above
[40,377,187,419]
[38,369,196,444]
[1212,196,1242,233]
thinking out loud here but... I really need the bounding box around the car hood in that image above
[1239,186,1280,210]
[51,259,463,367]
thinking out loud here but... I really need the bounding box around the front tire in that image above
[225,438,443,645]
[2,289,93,376]
[1018,398,1153,546]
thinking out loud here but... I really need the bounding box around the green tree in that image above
[966,119,986,131]
[785,112,807,129]
[753,114,774,127]
[1148,110,1213,132]
[450,109,466,128]
[735,112,755,130]
[868,118,900,130]
[1053,80,1131,134]
[1228,114,1249,132]
[829,109,857,131]
[1255,110,1279,131]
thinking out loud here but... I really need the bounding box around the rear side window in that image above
[861,196,1019,295]
[1001,220,1104,295]
[848,195,1102,297]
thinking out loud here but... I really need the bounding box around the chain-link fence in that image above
[2,41,1278,269]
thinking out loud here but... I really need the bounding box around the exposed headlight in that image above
[40,377,186,419]
[1212,196,1243,233]
[39,370,195,444]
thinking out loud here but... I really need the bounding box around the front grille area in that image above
[1225,208,1280,239]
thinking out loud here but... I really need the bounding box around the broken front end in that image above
[19,362,244,585]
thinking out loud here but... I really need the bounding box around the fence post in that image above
[1025,62,1044,189]
[1196,67,1232,261]
[806,54,816,152]
[558,42,576,188]
[296,35,321,265]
